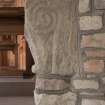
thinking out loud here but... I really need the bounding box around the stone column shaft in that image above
[25,0,81,105]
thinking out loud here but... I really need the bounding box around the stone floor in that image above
[0,97,35,105]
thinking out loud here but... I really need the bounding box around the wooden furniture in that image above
[0,7,34,77]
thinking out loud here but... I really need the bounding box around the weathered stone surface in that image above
[79,0,90,13]
[94,0,105,9]
[25,0,82,75]
[35,78,69,91]
[80,92,104,96]
[34,91,77,105]
[81,33,105,48]
[83,60,104,73]
[72,80,99,89]
[84,50,105,57]
[80,16,102,30]
[82,99,105,105]
[87,74,97,78]
[102,77,105,84]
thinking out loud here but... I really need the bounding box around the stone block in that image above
[84,50,105,57]
[79,0,90,13]
[82,99,105,105]
[80,92,104,96]
[34,91,77,105]
[80,16,102,30]
[86,74,97,78]
[35,78,69,91]
[72,80,99,89]
[81,33,105,48]
[102,77,105,84]
[83,60,104,73]
[25,0,82,75]
[94,0,105,9]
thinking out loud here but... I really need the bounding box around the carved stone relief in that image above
[25,0,82,75]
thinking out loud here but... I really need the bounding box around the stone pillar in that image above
[25,0,82,105]
[25,0,105,105]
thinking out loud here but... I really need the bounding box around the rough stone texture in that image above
[72,80,99,89]
[25,0,82,75]
[102,77,105,84]
[83,60,104,73]
[81,33,105,48]
[79,0,90,13]
[25,0,105,105]
[80,16,102,30]
[34,91,77,105]
[80,92,104,96]
[94,0,105,9]
[84,50,105,57]
[82,99,105,105]
[35,78,69,91]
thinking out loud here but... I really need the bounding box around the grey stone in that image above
[86,74,97,78]
[102,77,105,84]
[34,91,77,105]
[80,16,102,30]
[94,0,105,9]
[79,0,90,13]
[82,99,105,105]
[35,78,69,91]
[72,80,99,89]
[25,0,82,75]
[80,92,104,96]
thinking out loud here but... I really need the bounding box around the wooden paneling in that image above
[0,0,24,7]
[0,7,24,33]
[0,7,24,17]
[0,6,33,77]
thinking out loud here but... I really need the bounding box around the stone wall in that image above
[25,0,105,105]
[78,0,105,105]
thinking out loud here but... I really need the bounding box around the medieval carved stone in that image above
[25,0,82,75]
